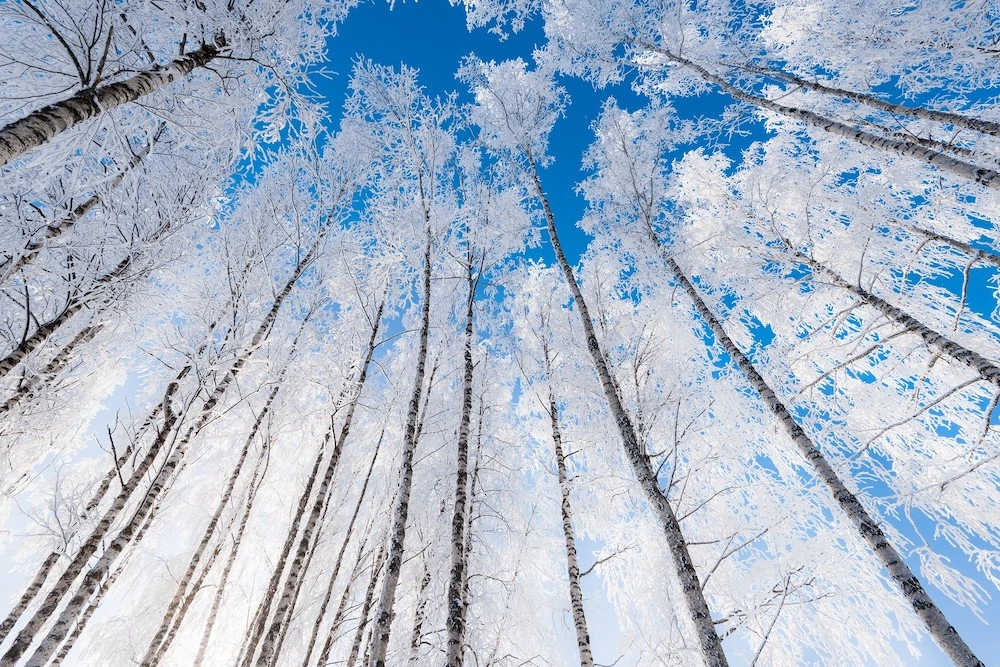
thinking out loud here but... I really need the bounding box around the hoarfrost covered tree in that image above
[1,0,1000,664]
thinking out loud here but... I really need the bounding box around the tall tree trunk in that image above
[0,373,184,662]
[0,198,185,382]
[0,256,132,380]
[255,300,384,667]
[543,347,595,667]
[456,406,483,650]
[368,229,434,667]
[908,225,1000,271]
[0,43,221,167]
[407,561,433,663]
[301,431,384,667]
[632,40,1000,189]
[315,534,375,667]
[0,362,195,644]
[444,260,476,667]
[741,63,1000,137]
[48,457,170,665]
[647,226,983,667]
[237,426,334,667]
[527,156,728,667]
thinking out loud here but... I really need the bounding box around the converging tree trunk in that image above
[254,298,385,667]
[301,430,384,667]
[527,155,728,667]
[779,239,1000,386]
[632,40,1000,189]
[3,230,324,666]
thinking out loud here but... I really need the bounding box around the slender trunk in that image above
[193,433,272,667]
[0,124,164,284]
[0,198,184,382]
[633,40,1000,189]
[456,410,483,650]
[237,381,354,666]
[238,428,333,667]
[650,228,983,666]
[0,324,102,415]
[0,42,220,167]
[787,245,1000,385]
[444,263,476,667]
[7,232,320,666]
[0,365,190,644]
[302,432,384,667]
[543,349,594,667]
[255,302,384,667]
[352,542,387,667]
[0,255,132,380]
[0,375,184,663]
[368,230,434,667]
[528,157,727,667]
[0,552,59,646]
[743,63,1000,137]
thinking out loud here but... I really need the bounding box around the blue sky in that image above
[318,0,648,264]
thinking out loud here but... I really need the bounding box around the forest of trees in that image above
[0,0,998,664]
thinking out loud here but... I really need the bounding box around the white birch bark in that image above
[444,261,476,667]
[743,64,1000,137]
[316,534,372,667]
[141,375,290,666]
[0,43,220,167]
[784,244,1000,385]
[6,231,321,665]
[908,226,1000,271]
[193,430,272,667]
[368,229,433,667]
[0,123,164,285]
[543,347,595,667]
[301,430,384,667]
[255,301,384,667]
[352,539,388,667]
[0,324,102,415]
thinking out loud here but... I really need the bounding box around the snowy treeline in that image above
[0,0,998,665]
